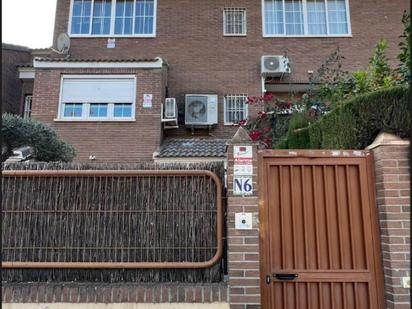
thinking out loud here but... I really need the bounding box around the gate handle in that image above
[273,273,298,281]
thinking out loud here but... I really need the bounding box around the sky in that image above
[2,0,57,48]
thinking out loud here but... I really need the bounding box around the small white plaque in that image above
[235,213,253,230]
[234,146,253,159]
[234,164,253,176]
[143,94,153,108]
[233,176,253,195]
[107,38,116,48]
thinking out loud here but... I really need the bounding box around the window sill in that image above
[54,118,136,123]
[223,34,247,37]
[69,34,156,38]
[262,34,352,38]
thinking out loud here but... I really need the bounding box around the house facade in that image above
[2,44,33,116]
[24,0,407,162]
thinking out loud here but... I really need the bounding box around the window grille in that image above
[223,8,247,36]
[224,94,248,125]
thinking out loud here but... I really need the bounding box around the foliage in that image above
[397,11,411,83]
[2,113,76,162]
[239,93,293,147]
[308,40,397,109]
[368,39,394,88]
[277,113,311,149]
[283,87,409,149]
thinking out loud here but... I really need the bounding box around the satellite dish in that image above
[56,33,70,54]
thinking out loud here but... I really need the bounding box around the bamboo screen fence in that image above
[2,162,225,283]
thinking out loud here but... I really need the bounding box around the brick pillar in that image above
[367,133,410,309]
[227,128,261,309]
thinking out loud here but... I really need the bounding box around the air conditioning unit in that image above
[164,98,177,119]
[185,94,218,126]
[261,55,291,76]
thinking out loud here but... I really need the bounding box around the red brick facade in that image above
[27,0,408,162]
[49,0,407,140]
[32,66,167,162]
[368,135,410,309]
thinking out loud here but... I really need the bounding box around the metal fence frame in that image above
[2,169,223,269]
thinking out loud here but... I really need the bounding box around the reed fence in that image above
[1,162,225,283]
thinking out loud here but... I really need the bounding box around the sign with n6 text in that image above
[234,176,253,195]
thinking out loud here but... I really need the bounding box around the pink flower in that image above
[246,97,256,105]
[263,92,274,102]
[249,130,262,141]
[237,119,247,126]
[257,111,267,118]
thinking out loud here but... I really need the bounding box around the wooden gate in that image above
[258,150,384,309]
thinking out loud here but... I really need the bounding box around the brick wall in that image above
[32,67,167,162]
[226,129,261,309]
[1,44,32,115]
[368,134,410,309]
[51,0,408,139]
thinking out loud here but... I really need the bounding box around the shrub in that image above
[397,11,410,83]
[2,114,76,162]
[278,113,311,149]
[281,86,409,149]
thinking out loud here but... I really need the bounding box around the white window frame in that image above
[57,75,137,122]
[224,94,248,126]
[262,0,352,37]
[23,95,33,119]
[68,0,157,37]
[223,8,247,36]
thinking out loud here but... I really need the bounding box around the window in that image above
[224,8,247,36]
[71,0,92,34]
[23,95,32,119]
[70,0,156,36]
[114,104,133,118]
[59,75,136,121]
[224,95,248,125]
[92,0,112,35]
[263,0,351,36]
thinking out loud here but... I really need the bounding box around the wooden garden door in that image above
[259,150,384,309]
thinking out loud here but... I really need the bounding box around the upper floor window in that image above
[263,0,351,37]
[70,0,156,36]
[224,8,247,36]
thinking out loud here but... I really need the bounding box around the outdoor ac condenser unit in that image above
[261,55,291,76]
[164,98,177,119]
[185,94,218,126]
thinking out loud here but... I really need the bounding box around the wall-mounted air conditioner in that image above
[185,94,218,126]
[261,55,291,76]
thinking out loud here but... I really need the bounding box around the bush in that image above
[277,113,311,149]
[281,86,409,149]
[2,114,76,162]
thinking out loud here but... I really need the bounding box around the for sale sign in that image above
[233,145,254,178]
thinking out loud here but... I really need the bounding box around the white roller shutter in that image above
[61,77,135,103]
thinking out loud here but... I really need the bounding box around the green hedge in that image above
[282,86,410,149]
[276,112,311,149]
